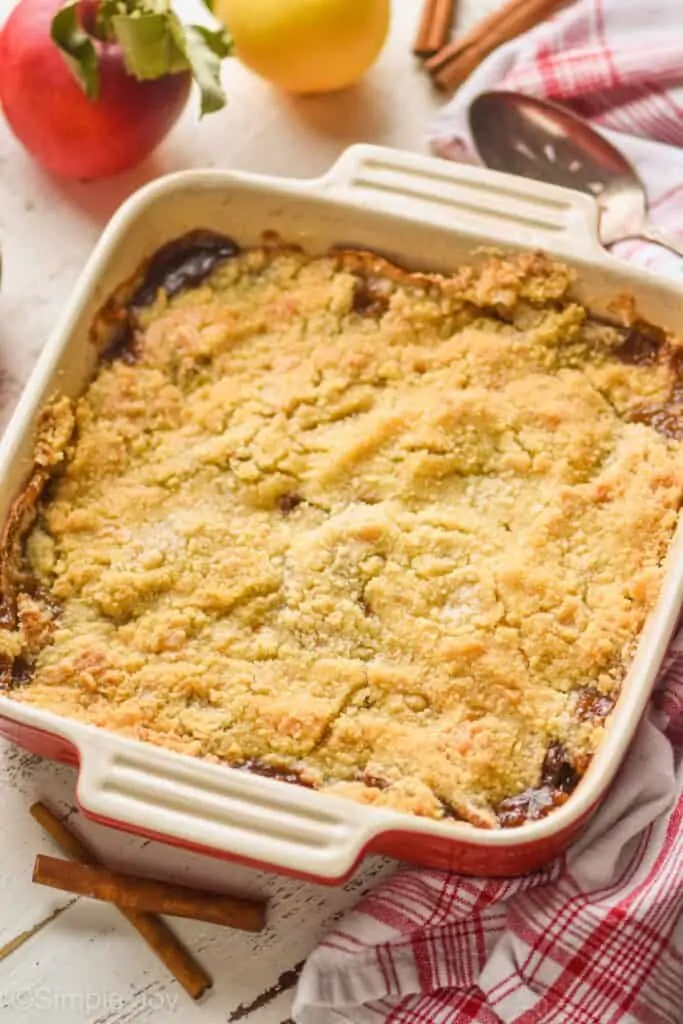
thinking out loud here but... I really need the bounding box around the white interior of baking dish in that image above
[2,145,683,878]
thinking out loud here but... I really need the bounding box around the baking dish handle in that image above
[320,144,603,258]
[76,736,381,880]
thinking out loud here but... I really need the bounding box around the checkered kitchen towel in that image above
[431,0,683,276]
[294,3,683,1021]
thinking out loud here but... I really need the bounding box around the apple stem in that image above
[78,1,107,41]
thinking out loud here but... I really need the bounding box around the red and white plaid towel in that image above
[431,0,683,275]
[294,3,683,1021]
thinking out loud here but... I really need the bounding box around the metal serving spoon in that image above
[469,90,683,258]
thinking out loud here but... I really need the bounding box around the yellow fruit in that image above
[215,0,391,94]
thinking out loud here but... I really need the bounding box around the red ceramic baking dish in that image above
[2,145,683,883]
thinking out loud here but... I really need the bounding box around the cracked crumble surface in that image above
[4,244,683,828]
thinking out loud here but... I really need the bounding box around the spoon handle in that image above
[638,221,683,259]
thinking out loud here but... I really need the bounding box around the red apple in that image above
[0,0,192,180]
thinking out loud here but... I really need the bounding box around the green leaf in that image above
[191,24,234,61]
[51,1,100,99]
[168,19,232,116]
[51,0,232,115]
[111,10,189,79]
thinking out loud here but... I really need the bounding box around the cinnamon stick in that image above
[413,0,457,57]
[33,854,267,932]
[426,0,567,90]
[425,0,531,72]
[30,802,212,999]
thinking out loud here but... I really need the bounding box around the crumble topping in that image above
[3,243,683,828]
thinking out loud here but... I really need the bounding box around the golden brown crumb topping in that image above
[4,242,683,828]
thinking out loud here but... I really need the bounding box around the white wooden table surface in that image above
[0,1,497,1019]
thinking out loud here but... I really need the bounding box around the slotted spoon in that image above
[469,90,683,257]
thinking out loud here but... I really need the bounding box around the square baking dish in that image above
[2,145,682,882]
